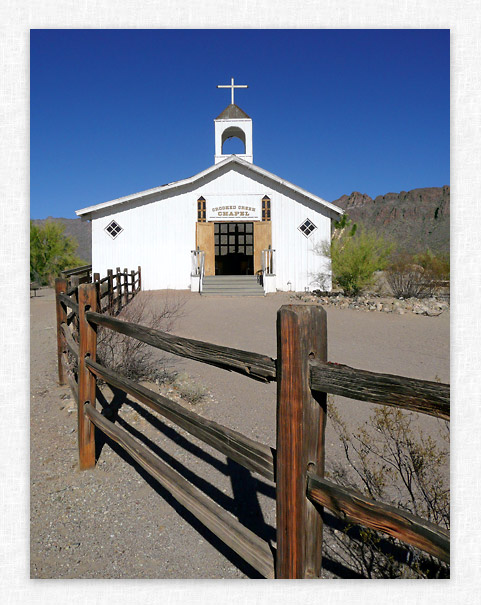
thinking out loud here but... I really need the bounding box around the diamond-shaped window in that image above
[298,218,317,238]
[105,220,123,239]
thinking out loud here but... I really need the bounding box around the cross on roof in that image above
[217,77,248,105]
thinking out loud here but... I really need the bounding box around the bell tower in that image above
[214,78,253,164]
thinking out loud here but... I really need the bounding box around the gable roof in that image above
[76,155,343,218]
[215,104,251,120]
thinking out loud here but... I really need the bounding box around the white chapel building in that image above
[76,79,343,294]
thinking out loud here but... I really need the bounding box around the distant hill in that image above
[332,186,450,255]
[31,217,92,262]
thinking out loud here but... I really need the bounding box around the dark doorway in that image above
[214,222,254,275]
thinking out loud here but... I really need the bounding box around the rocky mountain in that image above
[332,186,450,255]
[31,217,92,262]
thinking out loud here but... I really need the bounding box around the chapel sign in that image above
[206,201,260,221]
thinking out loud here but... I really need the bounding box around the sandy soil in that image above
[30,288,449,579]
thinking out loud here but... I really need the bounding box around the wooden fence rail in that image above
[85,358,276,481]
[61,264,92,278]
[55,280,450,578]
[306,473,450,564]
[83,309,449,420]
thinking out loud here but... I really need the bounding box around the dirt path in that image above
[30,288,449,579]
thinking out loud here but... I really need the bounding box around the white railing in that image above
[191,250,205,293]
[261,248,275,276]
[191,249,205,277]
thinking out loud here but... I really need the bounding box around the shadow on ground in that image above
[93,385,442,579]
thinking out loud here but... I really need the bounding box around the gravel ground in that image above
[30,288,449,579]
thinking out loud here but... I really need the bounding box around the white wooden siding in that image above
[90,163,333,292]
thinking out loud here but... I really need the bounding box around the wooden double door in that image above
[196,221,272,276]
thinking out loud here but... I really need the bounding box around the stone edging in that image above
[290,293,450,316]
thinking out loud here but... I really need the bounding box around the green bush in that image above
[30,221,85,286]
[324,224,394,296]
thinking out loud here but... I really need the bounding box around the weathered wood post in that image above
[123,268,128,307]
[130,270,135,301]
[116,267,121,313]
[93,272,101,309]
[137,266,142,292]
[55,278,68,385]
[70,275,80,336]
[276,304,328,578]
[77,282,98,470]
[107,269,114,313]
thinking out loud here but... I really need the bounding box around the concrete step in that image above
[203,274,257,278]
[201,275,265,296]
[203,283,262,290]
[203,276,259,283]
[201,291,265,296]
[202,285,264,292]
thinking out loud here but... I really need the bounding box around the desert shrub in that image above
[414,250,450,281]
[386,250,449,299]
[325,402,450,578]
[385,252,431,299]
[30,220,85,286]
[318,223,394,296]
[333,213,358,240]
[171,372,208,405]
[96,292,185,384]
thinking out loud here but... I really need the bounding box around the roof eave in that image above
[75,155,343,218]
[75,157,234,217]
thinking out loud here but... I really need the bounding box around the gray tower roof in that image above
[215,104,251,120]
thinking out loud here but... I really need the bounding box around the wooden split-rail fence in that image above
[60,264,93,284]
[55,273,450,579]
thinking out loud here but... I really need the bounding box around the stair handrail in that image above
[191,249,205,293]
[261,248,275,276]
[191,249,205,277]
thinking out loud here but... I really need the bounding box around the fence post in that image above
[55,278,68,385]
[107,269,114,313]
[130,270,135,301]
[77,282,98,470]
[67,275,78,335]
[137,266,141,292]
[276,304,327,578]
[116,267,121,313]
[123,268,128,306]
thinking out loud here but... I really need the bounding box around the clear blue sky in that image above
[30,29,450,220]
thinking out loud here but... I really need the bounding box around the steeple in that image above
[214,78,253,164]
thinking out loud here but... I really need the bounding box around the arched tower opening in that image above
[221,126,246,155]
